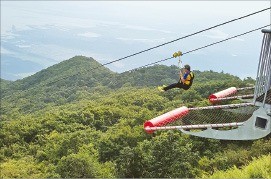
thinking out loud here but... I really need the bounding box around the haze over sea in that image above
[1,1,269,81]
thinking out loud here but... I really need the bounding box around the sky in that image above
[1,1,270,81]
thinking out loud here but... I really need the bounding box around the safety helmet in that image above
[184,64,191,71]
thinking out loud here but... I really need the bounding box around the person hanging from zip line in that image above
[158,51,194,92]
[158,64,194,92]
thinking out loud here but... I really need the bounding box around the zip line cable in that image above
[44,24,270,87]
[128,24,270,70]
[3,8,270,103]
[43,7,270,87]
[90,7,271,71]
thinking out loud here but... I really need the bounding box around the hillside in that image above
[1,56,252,116]
[1,56,270,178]
[205,154,271,178]
[114,66,243,88]
[2,56,115,91]
[1,86,270,178]
[1,56,116,115]
[0,78,11,90]
[2,56,247,92]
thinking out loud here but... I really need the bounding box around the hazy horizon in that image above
[1,1,269,81]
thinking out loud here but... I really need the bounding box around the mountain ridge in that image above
[2,55,248,93]
[3,56,114,90]
[1,55,253,115]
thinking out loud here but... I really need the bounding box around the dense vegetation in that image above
[1,56,270,178]
[204,154,271,178]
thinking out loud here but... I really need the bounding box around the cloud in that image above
[123,25,171,34]
[78,32,101,38]
[112,61,125,68]
[199,29,246,43]
[233,37,245,41]
[116,37,151,42]
[1,32,19,40]
[116,37,166,44]
[205,29,229,39]
[14,72,36,78]
[203,29,246,41]
[16,44,31,48]
[1,47,14,54]
[54,25,70,31]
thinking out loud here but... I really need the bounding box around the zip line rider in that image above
[158,64,194,92]
[158,50,194,92]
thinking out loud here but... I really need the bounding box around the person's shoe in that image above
[158,85,166,92]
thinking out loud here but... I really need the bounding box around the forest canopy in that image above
[1,56,270,178]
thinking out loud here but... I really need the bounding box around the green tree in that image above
[0,156,58,178]
[56,144,116,178]
[204,155,271,178]
[138,132,201,178]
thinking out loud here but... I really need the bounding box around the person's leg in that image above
[163,83,179,91]
[179,83,190,90]
[164,82,190,91]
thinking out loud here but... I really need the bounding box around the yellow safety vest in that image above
[181,72,194,86]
